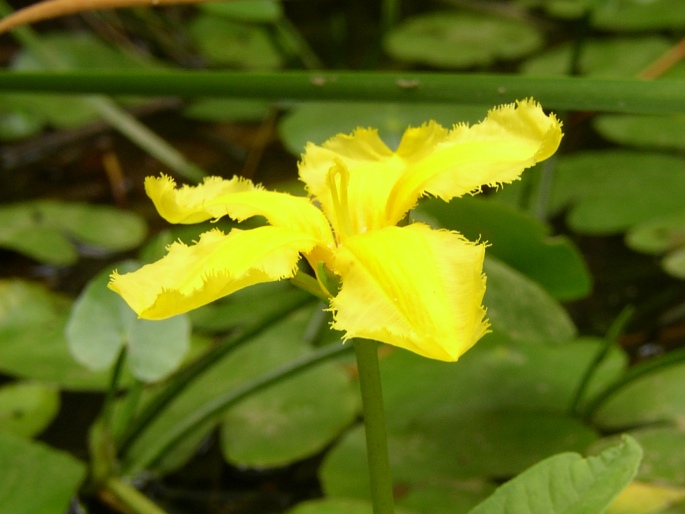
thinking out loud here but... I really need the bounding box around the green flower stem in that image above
[103,476,169,514]
[122,341,353,476]
[1,70,684,113]
[353,339,395,514]
[102,347,128,436]
[290,270,330,302]
[0,0,205,182]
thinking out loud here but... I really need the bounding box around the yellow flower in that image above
[109,99,562,362]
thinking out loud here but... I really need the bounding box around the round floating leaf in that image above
[66,262,190,383]
[663,246,685,280]
[549,151,685,235]
[0,382,60,439]
[0,432,86,514]
[0,201,147,265]
[468,436,642,514]
[594,114,685,152]
[592,0,685,31]
[278,102,489,156]
[0,279,112,390]
[384,11,543,68]
[626,212,685,255]
[189,14,283,69]
[199,0,283,23]
[0,105,44,141]
[220,361,357,468]
[417,196,592,300]
[521,37,671,77]
[592,359,685,430]
[483,257,577,344]
[183,98,271,122]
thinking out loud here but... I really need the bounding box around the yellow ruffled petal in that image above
[387,99,563,223]
[108,226,319,319]
[330,223,489,361]
[299,129,407,235]
[145,175,334,246]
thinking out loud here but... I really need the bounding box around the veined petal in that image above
[299,129,407,234]
[146,175,334,245]
[330,223,489,361]
[109,226,319,319]
[387,99,563,223]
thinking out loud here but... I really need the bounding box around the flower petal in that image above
[145,175,334,246]
[299,129,407,234]
[109,226,319,319]
[330,223,489,361]
[387,99,563,223]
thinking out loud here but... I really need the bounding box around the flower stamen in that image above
[327,161,353,242]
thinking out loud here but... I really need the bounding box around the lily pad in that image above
[0,200,147,265]
[0,279,113,390]
[483,257,577,344]
[0,432,86,514]
[520,36,671,77]
[417,196,592,300]
[547,151,685,235]
[66,262,190,383]
[188,14,283,69]
[384,11,543,68]
[626,212,685,255]
[663,246,685,280]
[594,114,685,152]
[0,382,60,439]
[278,102,490,156]
[592,0,685,31]
[0,106,44,141]
[467,436,642,514]
[199,0,283,23]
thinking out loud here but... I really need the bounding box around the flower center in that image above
[326,161,353,243]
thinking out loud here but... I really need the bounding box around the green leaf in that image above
[483,257,577,344]
[66,262,190,383]
[183,98,271,122]
[592,0,685,31]
[286,497,418,514]
[278,102,489,156]
[189,14,283,69]
[626,211,685,255]
[220,361,357,468]
[467,436,642,514]
[0,105,44,140]
[594,114,685,152]
[384,11,543,68]
[0,279,112,390]
[592,359,685,430]
[663,246,685,280]
[199,0,283,23]
[0,201,147,265]
[0,432,86,514]
[521,37,671,77]
[549,151,685,235]
[0,382,60,438]
[417,196,592,300]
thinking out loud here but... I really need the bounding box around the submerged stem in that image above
[353,339,395,514]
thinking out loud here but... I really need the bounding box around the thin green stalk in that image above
[112,378,144,444]
[290,270,330,302]
[103,477,169,514]
[381,0,401,37]
[122,341,353,476]
[116,295,313,454]
[353,339,394,514]
[103,347,128,435]
[0,0,205,182]
[2,70,684,113]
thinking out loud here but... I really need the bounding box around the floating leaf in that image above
[384,11,543,68]
[467,436,642,514]
[0,200,147,265]
[278,102,489,156]
[548,151,685,235]
[626,212,685,255]
[0,432,86,514]
[0,105,44,141]
[199,0,283,23]
[417,196,592,300]
[189,14,283,69]
[521,37,671,77]
[592,0,685,31]
[594,114,685,152]
[66,262,190,383]
[483,257,577,344]
[0,279,112,390]
[663,246,685,280]
[0,382,60,439]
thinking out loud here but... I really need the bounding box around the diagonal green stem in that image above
[353,339,394,514]
[103,477,169,514]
